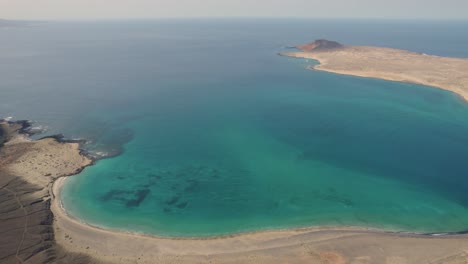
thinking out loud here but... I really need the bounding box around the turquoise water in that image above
[2,19,468,236]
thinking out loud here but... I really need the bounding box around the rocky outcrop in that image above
[297,39,344,52]
[0,121,97,264]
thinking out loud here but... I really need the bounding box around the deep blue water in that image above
[1,19,468,236]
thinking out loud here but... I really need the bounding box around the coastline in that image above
[53,177,468,239]
[3,120,468,263]
[280,45,468,101]
[53,176,468,263]
[0,120,95,263]
[53,176,388,239]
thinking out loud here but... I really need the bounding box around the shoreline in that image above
[279,43,468,102]
[53,176,468,240]
[302,63,468,103]
[0,120,95,263]
[3,111,468,240]
[52,176,389,239]
[4,119,468,262]
[306,63,468,102]
[51,173,468,263]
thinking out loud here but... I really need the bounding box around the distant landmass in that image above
[281,39,468,100]
[0,19,13,26]
[297,39,344,52]
[0,19,35,27]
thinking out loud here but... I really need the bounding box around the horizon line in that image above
[2,16,468,22]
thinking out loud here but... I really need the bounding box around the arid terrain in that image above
[281,40,468,101]
[0,121,94,263]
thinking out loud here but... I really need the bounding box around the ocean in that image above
[1,19,468,236]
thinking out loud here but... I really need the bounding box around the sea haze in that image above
[1,19,468,236]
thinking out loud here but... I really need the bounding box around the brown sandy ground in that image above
[0,121,95,264]
[54,209,468,264]
[281,41,468,101]
[2,120,468,264]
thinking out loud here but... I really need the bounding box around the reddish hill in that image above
[297,39,344,52]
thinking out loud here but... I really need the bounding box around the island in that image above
[2,120,468,263]
[280,39,468,100]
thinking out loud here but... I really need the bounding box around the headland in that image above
[0,120,93,263]
[280,39,468,101]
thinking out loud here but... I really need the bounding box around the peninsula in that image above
[281,40,468,100]
[2,120,468,263]
[0,120,93,263]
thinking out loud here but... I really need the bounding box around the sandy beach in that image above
[280,40,468,101]
[52,180,468,264]
[1,120,468,263]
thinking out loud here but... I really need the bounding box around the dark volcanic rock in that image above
[0,123,100,264]
[0,172,54,264]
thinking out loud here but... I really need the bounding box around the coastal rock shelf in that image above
[281,39,468,100]
[0,121,93,264]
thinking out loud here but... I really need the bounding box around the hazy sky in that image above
[1,0,467,20]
